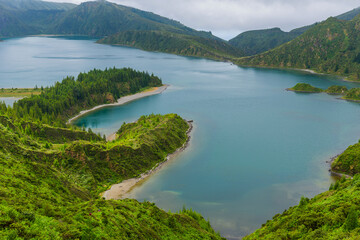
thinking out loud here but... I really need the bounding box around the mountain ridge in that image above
[229,7,360,56]
[236,15,360,80]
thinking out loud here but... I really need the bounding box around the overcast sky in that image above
[47,0,360,40]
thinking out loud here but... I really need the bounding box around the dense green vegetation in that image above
[337,7,360,21]
[244,175,360,239]
[343,88,360,101]
[0,66,223,238]
[7,67,162,126]
[287,83,323,93]
[325,85,348,95]
[0,0,219,40]
[229,8,360,56]
[51,1,218,39]
[98,30,243,60]
[229,28,300,56]
[237,15,360,80]
[332,141,360,176]
[0,0,75,11]
[0,111,223,239]
[0,6,37,37]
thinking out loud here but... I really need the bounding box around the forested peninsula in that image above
[0,68,223,239]
[97,30,243,61]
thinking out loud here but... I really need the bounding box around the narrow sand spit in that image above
[67,85,168,124]
[102,121,193,200]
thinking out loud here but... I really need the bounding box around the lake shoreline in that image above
[67,85,168,124]
[327,154,353,179]
[102,120,193,200]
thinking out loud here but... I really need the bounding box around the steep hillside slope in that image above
[229,28,298,56]
[229,7,360,56]
[236,16,360,80]
[98,30,243,60]
[50,1,217,38]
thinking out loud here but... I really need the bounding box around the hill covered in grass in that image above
[0,111,223,239]
[236,15,360,81]
[0,66,224,238]
[98,30,244,60]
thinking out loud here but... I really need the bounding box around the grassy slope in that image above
[236,15,360,80]
[0,88,41,97]
[98,30,243,61]
[0,113,223,239]
[244,176,360,239]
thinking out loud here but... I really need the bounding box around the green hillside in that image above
[0,0,75,11]
[229,7,360,56]
[236,15,360,81]
[0,0,219,40]
[244,175,360,239]
[229,28,299,56]
[98,30,243,60]
[49,1,218,38]
[0,112,222,239]
[337,7,360,21]
[0,67,223,239]
[0,6,37,37]
[332,141,360,176]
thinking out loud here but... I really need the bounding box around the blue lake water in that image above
[2,37,360,239]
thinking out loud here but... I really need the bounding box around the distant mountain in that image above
[0,0,75,37]
[98,30,244,60]
[0,0,75,11]
[229,6,360,56]
[337,7,360,20]
[0,0,220,41]
[0,6,37,37]
[228,28,299,56]
[50,1,218,38]
[236,15,360,80]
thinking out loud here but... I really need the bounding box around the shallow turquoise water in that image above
[2,37,360,239]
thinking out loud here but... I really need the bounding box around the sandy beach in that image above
[67,85,168,124]
[102,120,193,200]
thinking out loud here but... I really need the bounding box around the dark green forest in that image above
[0,112,222,239]
[236,15,360,81]
[229,28,301,56]
[228,7,360,56]
[7,67,162,126]
[0,0,218,40]
[98,30,244,61]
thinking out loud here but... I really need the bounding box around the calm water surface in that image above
[2,37,360,239]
